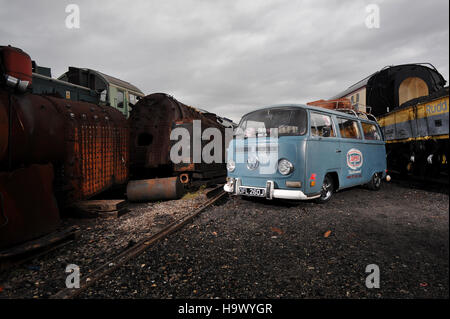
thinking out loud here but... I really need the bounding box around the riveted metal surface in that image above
[129,93,227,179]
[0,88,129,205]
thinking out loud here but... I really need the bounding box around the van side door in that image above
[305,111,341,195]
[335,117,365,188]
[360,121,386,180]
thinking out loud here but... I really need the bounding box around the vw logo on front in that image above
[247,155,259,170]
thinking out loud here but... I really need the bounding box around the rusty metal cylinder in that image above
[0,90,66,167]
[126,176,184,202]
[129,93,228,173]
[0,87,129,204]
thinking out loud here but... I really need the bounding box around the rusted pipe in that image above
[126,177,184,202]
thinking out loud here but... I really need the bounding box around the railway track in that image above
[388,170,449,194]
[50,186,227,299]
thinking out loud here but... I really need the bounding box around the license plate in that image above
[238,186,266,197]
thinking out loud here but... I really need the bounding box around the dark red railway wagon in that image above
[0,46,129,249]
[129,93,229,182]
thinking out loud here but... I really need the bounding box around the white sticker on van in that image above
[347,148,363,170]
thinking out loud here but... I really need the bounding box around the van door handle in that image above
[336,149,341,153]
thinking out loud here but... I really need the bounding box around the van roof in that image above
[242,103,378,123]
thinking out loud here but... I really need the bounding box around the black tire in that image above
[367,172,382,190]
[315,174,334,204]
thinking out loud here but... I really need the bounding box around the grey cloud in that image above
[1,0,448,122]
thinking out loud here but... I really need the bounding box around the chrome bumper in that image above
[224,178,320,201]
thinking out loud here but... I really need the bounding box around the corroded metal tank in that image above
[0,89,129,204]
[129,93,228,178]
[127,93,230,201]
[0,45,129,249]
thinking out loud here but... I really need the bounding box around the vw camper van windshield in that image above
[236,108,307,138]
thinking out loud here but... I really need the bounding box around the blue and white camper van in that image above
[224,104,389,203]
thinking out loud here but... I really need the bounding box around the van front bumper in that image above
[224,178,320,201]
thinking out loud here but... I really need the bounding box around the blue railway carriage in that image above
[224,104,388,202]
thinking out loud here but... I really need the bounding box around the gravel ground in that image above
[79,182,449,299]
[0,188,210,299]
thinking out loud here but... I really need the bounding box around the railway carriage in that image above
[330,64,448,180]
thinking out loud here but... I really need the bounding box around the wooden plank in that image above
[73,200,127,212]
[97,208,129,219]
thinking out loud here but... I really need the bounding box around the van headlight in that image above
[227,159,236,172]
[278,159,294,175]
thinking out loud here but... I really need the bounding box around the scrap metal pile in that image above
[0,45,232,251]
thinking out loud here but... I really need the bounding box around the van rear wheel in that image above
[367,172,382,191]
[315,174,334,204]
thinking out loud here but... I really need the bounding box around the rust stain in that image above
[126,177,184,202]
[0,88,129,205]
[129,93,228,180]
[0,164,60,249]
[307,98,353,110]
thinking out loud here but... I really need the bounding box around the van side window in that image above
[337,118,362,139]
[361,122,381,140]
[310,112,335,137]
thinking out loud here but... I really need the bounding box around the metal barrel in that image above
[126,176,184,202]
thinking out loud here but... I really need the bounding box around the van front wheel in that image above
[315,174,334,204]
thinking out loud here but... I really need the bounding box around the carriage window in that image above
[116,90,124,108]
[100,89,107,102]
[129,94,138,106]
[361,122,381,140]
[310,112,335,137]
[337,118,362,139]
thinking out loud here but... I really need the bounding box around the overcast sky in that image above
[1,0,448,122]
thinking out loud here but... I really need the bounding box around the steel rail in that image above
[50,187,227,299]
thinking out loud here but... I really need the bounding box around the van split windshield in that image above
[236,108,307,138]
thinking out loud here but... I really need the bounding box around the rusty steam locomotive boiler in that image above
[0,46,129,249]
[127,93,232,201]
